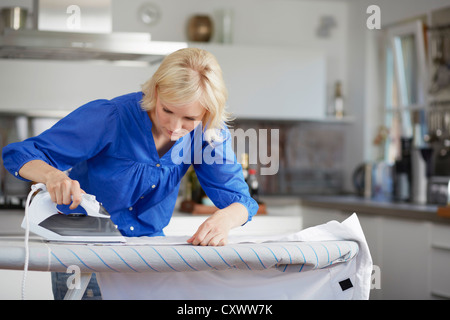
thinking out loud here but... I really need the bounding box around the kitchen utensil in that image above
[420,147,434,177]
[430,33,450,94]
[412,148,427,204]
[352,163,369,197]
[428,176,450,205]
[438,111,450,157]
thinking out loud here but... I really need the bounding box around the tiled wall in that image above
[231,119,346,195]
[0,116,347,198]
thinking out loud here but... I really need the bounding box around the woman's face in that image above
[152,92,206,141]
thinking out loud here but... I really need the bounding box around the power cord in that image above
[22,183,46,300]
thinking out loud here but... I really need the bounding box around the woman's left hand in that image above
[187,203,248,246]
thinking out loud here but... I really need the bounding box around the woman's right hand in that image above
[45,170,85,209]
[19,160,85,209]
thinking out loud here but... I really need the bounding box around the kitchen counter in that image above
[0,204,304,238]
[298,195,450,224]
[1,194,449,239]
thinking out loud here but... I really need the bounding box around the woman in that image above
[2,48,259,247]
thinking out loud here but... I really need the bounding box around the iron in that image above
[22,183,126,243]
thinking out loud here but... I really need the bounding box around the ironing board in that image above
[0,214,373,300]
[0,238,358,299]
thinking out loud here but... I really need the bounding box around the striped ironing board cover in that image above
[0,239,359,274]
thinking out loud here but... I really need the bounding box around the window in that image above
[383,19,428,163]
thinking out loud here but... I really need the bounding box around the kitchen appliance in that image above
[427,176,450,206]
[35,0,111,33]
[353,163,373,198]
[22,183,126,243]
[0,0,187,63]
[353,162,393,200]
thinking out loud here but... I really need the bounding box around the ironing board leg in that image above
[63,273,92,300]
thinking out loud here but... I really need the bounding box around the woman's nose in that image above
[170,117,183,131]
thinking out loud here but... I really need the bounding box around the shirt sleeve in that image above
[193,128,259,223]
[2,99,118,181]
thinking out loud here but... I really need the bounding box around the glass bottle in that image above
[334,81,344,119]
[247,169,259,203]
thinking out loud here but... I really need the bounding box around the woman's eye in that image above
[163,108,172,114]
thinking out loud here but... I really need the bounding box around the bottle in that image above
[394,137,412,202]
[241,153,249,182]
[334,81,344,119]
[187,166,202,203]
[412,119,427,204]
[247,169,259,202]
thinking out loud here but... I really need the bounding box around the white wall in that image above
[111,0,349,109]
[0,0,350,104]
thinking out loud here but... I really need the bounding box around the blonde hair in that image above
[141,47,232,143]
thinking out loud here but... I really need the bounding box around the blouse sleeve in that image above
[2,99,118,181]
[193,128,259,223]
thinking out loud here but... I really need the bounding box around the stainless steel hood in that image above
[0,28,188,64]
[0,0,187,64]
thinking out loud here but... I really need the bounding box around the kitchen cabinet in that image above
[166,204,303,236]
[0,210,53,300]
[430,224,450,299]
[0,59,158,112]
[0,269,53,300]
[189,44,326,120]
[379,217,430,300]
[301,203,450,300]
[0,44,326,120]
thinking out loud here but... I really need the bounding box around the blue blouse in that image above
[2,92,258,237]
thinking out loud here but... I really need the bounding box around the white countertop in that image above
[0,203,303,239]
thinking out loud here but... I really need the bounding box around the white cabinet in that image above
[0,59,158,111]
[300,206,344,228]
[301,204,450,300]
[0,45,327,120]
[189,44,326,120]
[166,209,303,237]
[430,224,450,299]
[380,218,431,300]
[0,270,53,300]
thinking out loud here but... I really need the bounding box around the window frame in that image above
[382,19,429,162]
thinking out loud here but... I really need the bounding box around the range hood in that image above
[0,28,188,64]
[0,0,187,64]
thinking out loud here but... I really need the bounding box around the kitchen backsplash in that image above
[230,119,345,195]
[0,114,346,204]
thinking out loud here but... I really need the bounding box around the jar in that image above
[187,15,213,42]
